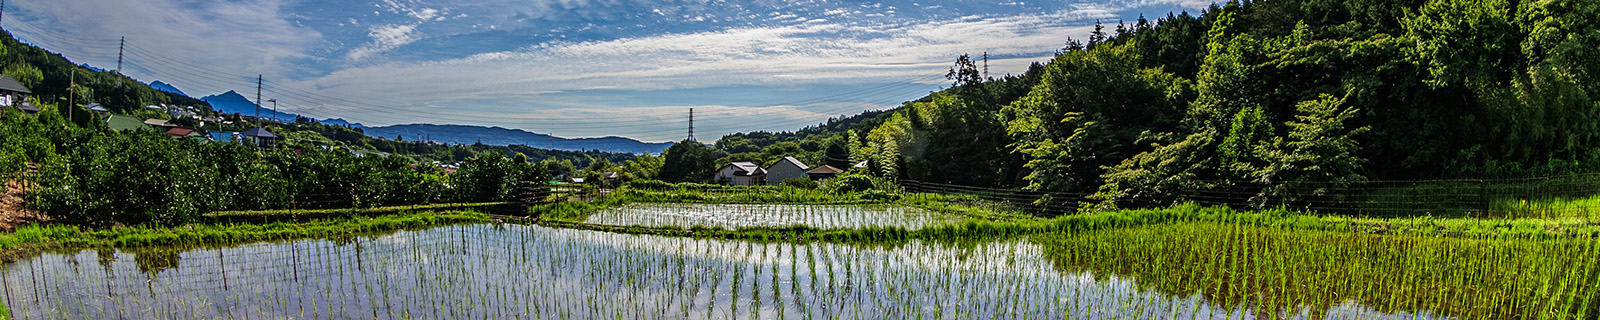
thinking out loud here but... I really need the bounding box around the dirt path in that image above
[0,178,46,231]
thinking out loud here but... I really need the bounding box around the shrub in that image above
[822,173,877,194]
[0,146,21,175]
[780,177,818,190]
[859,189,901,201]
[624,179,674,191]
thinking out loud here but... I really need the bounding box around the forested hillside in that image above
[0,30,207,114]
[840,0,1599,208]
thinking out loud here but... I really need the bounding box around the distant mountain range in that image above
[362,124,673,154]
[192,90,668,153]
[174,85,671,154]
[199,90,299,123]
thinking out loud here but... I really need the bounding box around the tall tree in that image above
[659,140,720,183]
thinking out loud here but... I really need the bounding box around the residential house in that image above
[106,114,155,132]
[164,127,203,139]
[806,165,844,181]
[241,127,279,147]
[0,76,30,108]
[765,156,809,185]
[13,103,39,115]
[143,119,177,132]
[714,162,766,186]
[207,131,240,143]
[85,103,110,117]
[349,149,390,158]
[600,172,622,187]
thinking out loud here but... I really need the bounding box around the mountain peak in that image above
[203,90,251,101]
[147,80,187,96]
[318,118,364,128]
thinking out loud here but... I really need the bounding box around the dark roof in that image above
[0,76,31,94]
[165,127,196,136]
[16,103,40,113]
[806,165,844,174]
[242,127,278,138]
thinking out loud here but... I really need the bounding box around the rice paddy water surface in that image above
[6,219,1567,319]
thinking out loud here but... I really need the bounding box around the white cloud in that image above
[296,8,1107,102]
[346,24,421,61]
[257,7,1116,140]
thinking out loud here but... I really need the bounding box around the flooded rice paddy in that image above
[583,203,962,230]
[3,220,1576,319]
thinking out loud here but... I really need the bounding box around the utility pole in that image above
[268,99,278,123]
[68,68,74,125]
[687,108,695,142]
[116,37,125,74]
[255,75,262,125]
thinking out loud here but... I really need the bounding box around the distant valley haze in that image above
[7,0,1207,143]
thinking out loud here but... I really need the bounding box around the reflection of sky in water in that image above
[0,224,1453,319]
[585,203,962,230]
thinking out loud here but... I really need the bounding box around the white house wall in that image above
[715,166,740,184]
[765,161,807,185]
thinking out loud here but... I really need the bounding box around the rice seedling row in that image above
[1,222,1547,319]
[583,203,961,230]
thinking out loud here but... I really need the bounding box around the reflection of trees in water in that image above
[96,248,116,271]
[132,248,182,275]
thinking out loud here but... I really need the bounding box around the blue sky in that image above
[6,0,1211,142]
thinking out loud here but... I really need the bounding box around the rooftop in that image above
[0,76,31,94]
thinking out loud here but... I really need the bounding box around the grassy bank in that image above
[528,201,1600,245]
[0,210,492,262]
[204,202,517,220]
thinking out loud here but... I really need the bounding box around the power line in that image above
[12,23,952,140]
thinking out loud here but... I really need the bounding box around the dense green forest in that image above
[663,0,1600,209]
[1,106,573,226]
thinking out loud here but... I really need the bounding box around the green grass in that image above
[1035,222,1600,319]
[527,201,1600,245]
[204,202,514,219]
[1345,174,1600,219]
[0,210,493,262]
[1491,194,1600,219]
